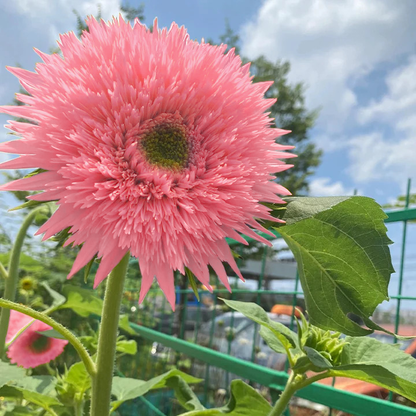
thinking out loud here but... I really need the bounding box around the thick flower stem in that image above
[90,252,130,416]
[0,207,45,358]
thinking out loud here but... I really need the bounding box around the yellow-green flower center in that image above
[141,122,189,170]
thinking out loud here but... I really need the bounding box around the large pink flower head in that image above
[0,17,294,309]
[6,310,68,368]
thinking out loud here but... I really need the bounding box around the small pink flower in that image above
[6,310,67,368]
[0,17,294,309]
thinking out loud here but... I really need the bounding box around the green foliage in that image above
[384,193,416,209]
[41,281,66,309]
[329,336,416,402]
[9,199,48,212]
[60,285,103,317]
[84,255,97,283]
[222,299,299,355]
[116,339,137,355]
[120,1,145,22]
[64,361,91,398]
[0,362,25,389]
[36,329,66,340]
[185,267,200,301]
[225,301,416,411]
[165,375,205,411]
[11,376,61,408]
[119,314,136,335]
[110,369,201,411]
[277,196,393,336]
[179,380,272,416]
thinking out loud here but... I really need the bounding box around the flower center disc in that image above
[141,121,189,170]
[30,335,51,353]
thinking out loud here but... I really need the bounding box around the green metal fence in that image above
[121,180,416,416]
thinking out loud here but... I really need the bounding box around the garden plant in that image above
[0,15,415,416]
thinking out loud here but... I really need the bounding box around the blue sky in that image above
[0,1,415,305]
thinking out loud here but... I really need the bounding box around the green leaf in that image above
[22,168,48,179]
[119,314,136,335]
[221,299,299,354]
[327,336,416,402]
[111,369,201,411]
[65,361,91,396]
[0,362,26,389]
[259,327,287,354]
[303,346,332,369]
[84,255,97,284]
[116,339,137,355]
[12,376,62,408]
[165,376,205,411]
[292,356,312,371]
[41,282,66,309]
[278,196,394,336]
[36,329,66,340]
[60,285,103,317]
[281,197,349,225]
[185,267,200,301]
[9,199,47,212]
[180,380,271,416]
[4,406,33,416]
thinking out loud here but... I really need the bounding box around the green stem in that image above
[0,207,46,358]
[5,318,36,348]
[0,299,96,377]
[90,252,130,416]
[268,372,297,416]
[268,371,331,416]
[74,400,84,416]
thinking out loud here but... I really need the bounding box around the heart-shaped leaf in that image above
[278,196,393,336]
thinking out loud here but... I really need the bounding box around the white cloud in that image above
[13,0,49,18]
[358,56,416,133]
[9,0,123,44]
[12,0,121,20]
[309,177,354,197]
[241,0,416,133]
[349,57,416,184]
[347,132,416,185]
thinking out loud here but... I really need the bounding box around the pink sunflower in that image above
[0,17,294,309]
[6,310,68,368]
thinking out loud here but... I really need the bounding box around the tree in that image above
[218,22,321,195]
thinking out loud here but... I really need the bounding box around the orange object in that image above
[270,304,303,318]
